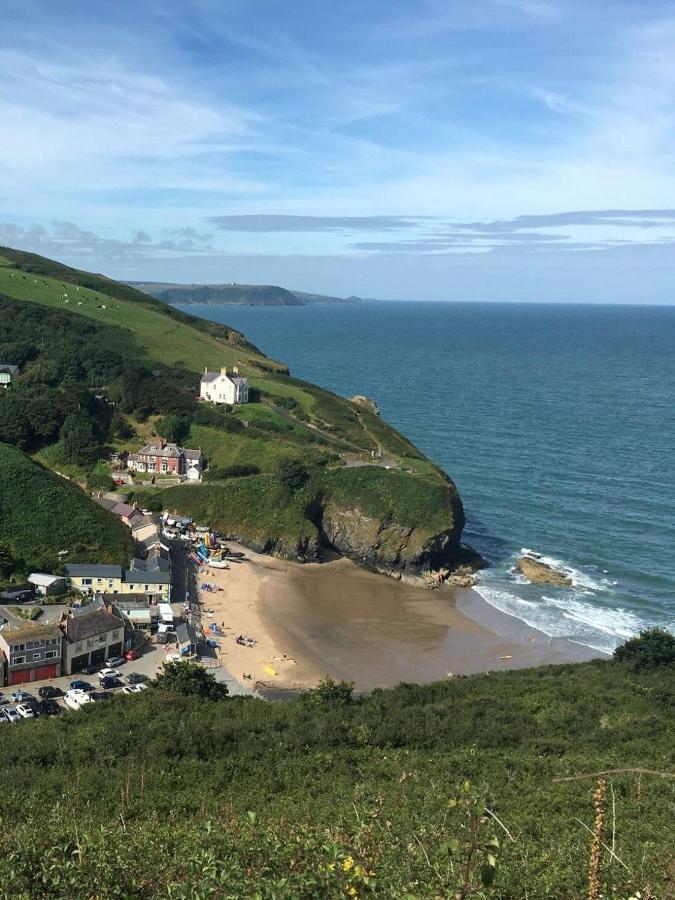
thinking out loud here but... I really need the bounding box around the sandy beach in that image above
[197,544,600,694]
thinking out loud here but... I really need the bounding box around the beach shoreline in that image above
[197,544,601,695]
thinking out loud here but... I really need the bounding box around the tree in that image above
[276,458,309,491]
[302,676,354,706]
[156,414,189,444]
[613,628,675,670]
[59,408,100,467]
[0,542,14,580]
[154,660,229,700]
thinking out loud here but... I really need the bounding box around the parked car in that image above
[11,690,27,703]
[98,668,120,680]
[15,702,35,719]
[38,686,63,699]
[69,680,92,692]
[81,663,100,675]
[99,676,121,690]
[25,699,42,717]
[124,649,140,661]
[122,685,144,694]
[64,690,92,711]
[2,707,20,723]
[125,672,148,685]
[106,656,125,668]
[89,691,113,703]
[39,699,61,716]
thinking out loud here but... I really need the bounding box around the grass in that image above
[0,442,134,576]
[7,607,42,621]
[0,658,671,897]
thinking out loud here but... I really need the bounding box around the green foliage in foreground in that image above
[154,660,229,700]
[0,658,672,898]
[613,627,675,670]
[0,442,133,578]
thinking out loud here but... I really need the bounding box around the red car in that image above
[124,649,140,661]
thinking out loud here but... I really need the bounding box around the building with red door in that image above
[0,622,63,685]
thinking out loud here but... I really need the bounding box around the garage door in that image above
[9,669,32,685]
[33,664,58,681]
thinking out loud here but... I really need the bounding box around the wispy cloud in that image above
[207,215,423,232]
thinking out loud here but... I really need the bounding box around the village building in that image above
[0,622,63,685]
[28,573,66,597]
[127,441,204,480]
[131,514,160,549]
[0,363,19,388]
[200,366,249,405]
[102,593,157,631]
[64,564,124,594]
[60,603,125,674]
[176,623,198,659]
[122,550,171,601]
[110,501,144,527]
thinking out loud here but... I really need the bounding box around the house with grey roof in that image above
[64,564,124,594]
[200,366,249,405]
[60,605,125,674]
[0,621,63,685]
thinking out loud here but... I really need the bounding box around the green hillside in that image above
[0,246,464,578]
[0,443,133,579]
[0,651,672,897]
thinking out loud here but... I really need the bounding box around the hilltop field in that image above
[0,246,464,581]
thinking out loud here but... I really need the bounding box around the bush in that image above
[86,469,116,492]
[154,660,229,700]
[613,628,675,670]
[204,464,261,481]
[156,414,190,444]
[277,458,309,491]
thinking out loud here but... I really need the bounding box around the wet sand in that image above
[198,544,599,693]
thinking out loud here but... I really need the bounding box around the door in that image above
[33,664,58,681]
[9,669,32,685]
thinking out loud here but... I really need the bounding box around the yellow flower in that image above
[354,865,365,878]
[342,857,355,872]
[327,863,336,872]
[347,888,358,897]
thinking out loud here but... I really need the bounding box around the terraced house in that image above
[60,603,125,674]
[127,441,204,480]
[0,622,63,685]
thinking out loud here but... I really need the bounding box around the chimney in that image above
[221,366,227,376]
[204,366,208,374]
[233,366,239,375]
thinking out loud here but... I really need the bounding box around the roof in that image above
[0,621,62,643]
[65,564,123,579]
[105,594,152,609]
[201,371,220,383]
[62,607,123,643]
[0,364,19,376]
[183,449,203,461]
[111,502,141,519]
[137,442,181,458]
[230,376,247,387]
[124,569,171,585]
[129,552,170,574]
[176,623,197,644]
[94,497,118,511]
[28,573,64,587]
[131,514,156,531]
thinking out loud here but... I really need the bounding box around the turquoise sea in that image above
[179,301,675,654]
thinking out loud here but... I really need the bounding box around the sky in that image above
[2,0,675,302]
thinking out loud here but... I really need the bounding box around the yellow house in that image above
[64,564,124,594]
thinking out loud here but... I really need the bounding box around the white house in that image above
[200,366,249,405]
[0,364,19,388]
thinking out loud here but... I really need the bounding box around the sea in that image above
[178,301,675,655]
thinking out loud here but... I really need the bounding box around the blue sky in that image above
[2,0,675,301]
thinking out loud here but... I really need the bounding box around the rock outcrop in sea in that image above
[515,556,572,586]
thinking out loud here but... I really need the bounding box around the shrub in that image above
[86,469,116,492]
[277,458,309,491]
[154,660,229,700]
[204,464,261,481]
[156,413,190,444]
[613,628,675,670]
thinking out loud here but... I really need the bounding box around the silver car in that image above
[3,707,20,723]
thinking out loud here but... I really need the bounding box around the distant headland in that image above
[126,281,369,307]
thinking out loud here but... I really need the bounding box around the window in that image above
[112,630,120,640]
[45,650,57,660]
[96,578,103,585]
[46,638,59,646]
[82,578,92,586]
[145,585,149,591]
[11,643,26,652]
[98,635,106,644]
[32,652,42,661]
[13,656,25,665]
[108,580,115,588]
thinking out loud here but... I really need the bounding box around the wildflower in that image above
[347,887,358,897]
[327,863,336,872]
[342,856,354,872]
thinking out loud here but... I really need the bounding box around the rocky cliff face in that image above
[319,495,468,581]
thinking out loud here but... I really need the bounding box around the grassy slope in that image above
[0,659,671,897]
[0,248,460,562]
[0,442,133,574]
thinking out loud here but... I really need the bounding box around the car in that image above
[64,690,92,711]
[98,668,120,680]
[38,699,61,716]
[106,656,125,668]
[2,707,20,723]
[14,702,35,719]
[89,691,113,702]
[25,699,42,717]
[69,680,92,692]
[11,690,27,703]
[121,685,144,694]
[99,676,121,690]
[38,686,63,699]
[125,672,148,685]
[81,663,100,675]
[124,649,140,661]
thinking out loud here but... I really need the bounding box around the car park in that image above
[98,668,120,680]
[16,703,36,719]
[39,686,63,699]
[69,680,92,692]
[39,699,61,716]
[3,707,20,723]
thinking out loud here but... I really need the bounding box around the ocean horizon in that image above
[179,300,675,655]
